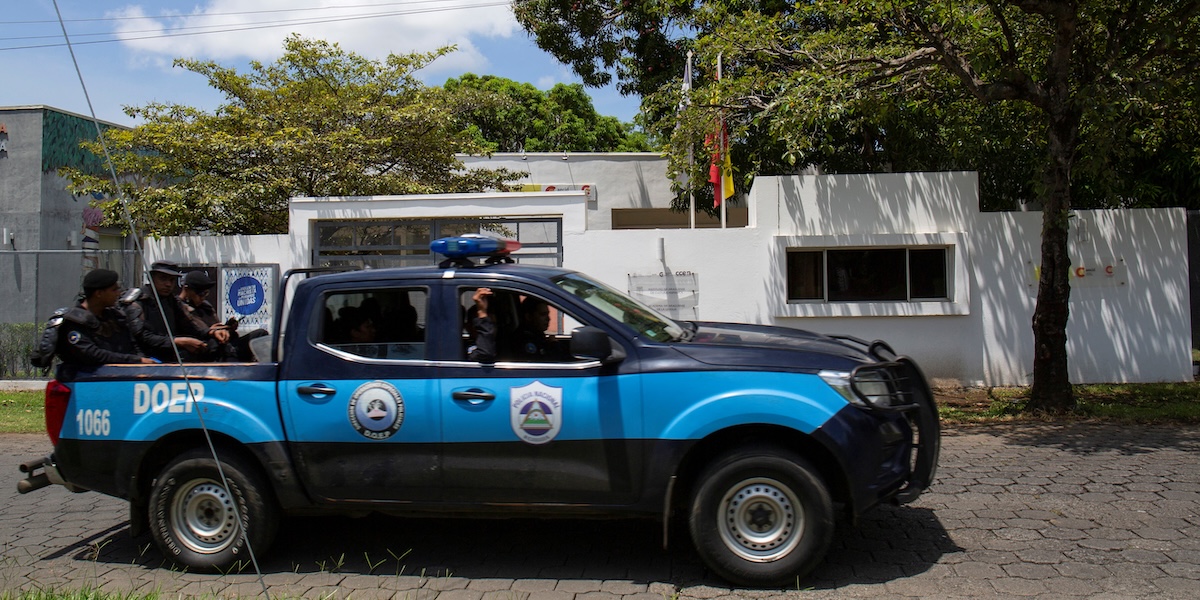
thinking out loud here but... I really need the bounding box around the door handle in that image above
[298,384,337,396]
[452,389,495,401]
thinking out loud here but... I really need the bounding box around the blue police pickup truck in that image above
[18,237,939,587]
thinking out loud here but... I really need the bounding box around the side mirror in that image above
[571,326,626,365]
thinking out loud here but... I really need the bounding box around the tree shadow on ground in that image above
[948,421,1200,455]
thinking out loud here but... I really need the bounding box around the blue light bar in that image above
[430,235,521,259]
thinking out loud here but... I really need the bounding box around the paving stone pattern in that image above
[2,423,1199,599]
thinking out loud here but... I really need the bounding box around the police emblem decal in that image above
[348,380,405,440]
[67,331,81,345]
[510,381,563,445]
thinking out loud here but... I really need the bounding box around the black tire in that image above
[148,448,279,571]
[688,447,834,587]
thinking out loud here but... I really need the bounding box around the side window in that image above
[457,286,586,363]
[316,287,427,359]
[786,247,950,302]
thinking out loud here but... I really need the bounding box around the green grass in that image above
[1,593,154,600]
[0,390,44,433]
[937,382,1200,424]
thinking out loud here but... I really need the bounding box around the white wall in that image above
[569,172,1190,385]
[460,153,672,230]
[145,169,1192,386]
[146,234,292,274]
[972,208,1191,385]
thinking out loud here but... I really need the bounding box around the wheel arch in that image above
[669,425,853,522]
[128,430,267,504]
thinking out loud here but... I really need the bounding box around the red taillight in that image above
[44,380,71,446]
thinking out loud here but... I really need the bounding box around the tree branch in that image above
[898,7,1047,107]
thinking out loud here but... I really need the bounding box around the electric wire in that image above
[2,1,512,51]
[51,1,272,596]
[9,0,473,24]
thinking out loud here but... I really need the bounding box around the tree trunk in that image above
[1027,131,1075,412]
[1027,11,1080,413]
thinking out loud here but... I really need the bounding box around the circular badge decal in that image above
[227,276,266,316]
[348,381,405,440]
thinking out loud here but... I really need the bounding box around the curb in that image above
[0,380,47,392]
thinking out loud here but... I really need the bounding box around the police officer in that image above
[56,269,162,378]
[133,261,209,361]
[465,287,498,362]
[178,270,235,360]
[506,296,572,361]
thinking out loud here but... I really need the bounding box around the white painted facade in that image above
[147,155,1191,386]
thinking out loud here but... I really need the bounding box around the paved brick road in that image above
[3,423,1199,599]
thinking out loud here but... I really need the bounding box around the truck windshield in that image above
[552,272,686,342]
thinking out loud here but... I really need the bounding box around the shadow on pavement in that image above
[66,503,958,591]
[952,422,1200,455]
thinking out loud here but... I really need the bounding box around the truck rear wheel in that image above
[148,449,278,571]
[689,447,834,587]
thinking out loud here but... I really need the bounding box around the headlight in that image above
[820,367,907,410]
[852,368,899,408]
[819,370,862,407]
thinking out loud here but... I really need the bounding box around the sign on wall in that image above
[1029,258,1127,289]
[221,265,277,330]
[518,183,595,201]
[628,271,699,320]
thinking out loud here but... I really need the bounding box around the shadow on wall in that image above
[972,212,1039,385]
[763,173,980,378]
[780,172,975,237]
[1064,210,1189,383]
[765,172,1188,385]
[973,209,1189,385]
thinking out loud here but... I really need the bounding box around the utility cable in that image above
[7,0,483,25]
[2,1,511,51]
[51,1,271,596]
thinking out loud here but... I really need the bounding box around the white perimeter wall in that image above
[146,170,1191,386]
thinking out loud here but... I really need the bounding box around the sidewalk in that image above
[0,379,47,392]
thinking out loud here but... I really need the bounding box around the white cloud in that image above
[109,0,518,72]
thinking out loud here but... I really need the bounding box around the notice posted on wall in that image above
[628,271,699,320]
[221,265,278,331]
[1029,258,1127,289]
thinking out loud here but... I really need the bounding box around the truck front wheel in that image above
[148,449,278,571]
[689,447,834,587]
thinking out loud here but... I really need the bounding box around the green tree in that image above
[442,74,651,152]
[513,0,699,98]
[64,36,525,236]
[515,0,1049,211]
[524,1,1200,412]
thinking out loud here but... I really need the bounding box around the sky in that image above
[0,0,643,127]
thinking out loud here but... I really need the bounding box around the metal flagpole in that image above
[684,51,695,229]
[718,53,727,229]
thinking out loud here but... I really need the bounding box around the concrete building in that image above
[146,154,1192,386]
[0,106,134,323]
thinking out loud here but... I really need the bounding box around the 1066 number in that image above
[76,409,111,437]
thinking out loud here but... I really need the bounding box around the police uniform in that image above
[466,311,498,362]
[506,326,571,362]
[134,262,211,361]
[54,269,172,379]
[58,304,145,368]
